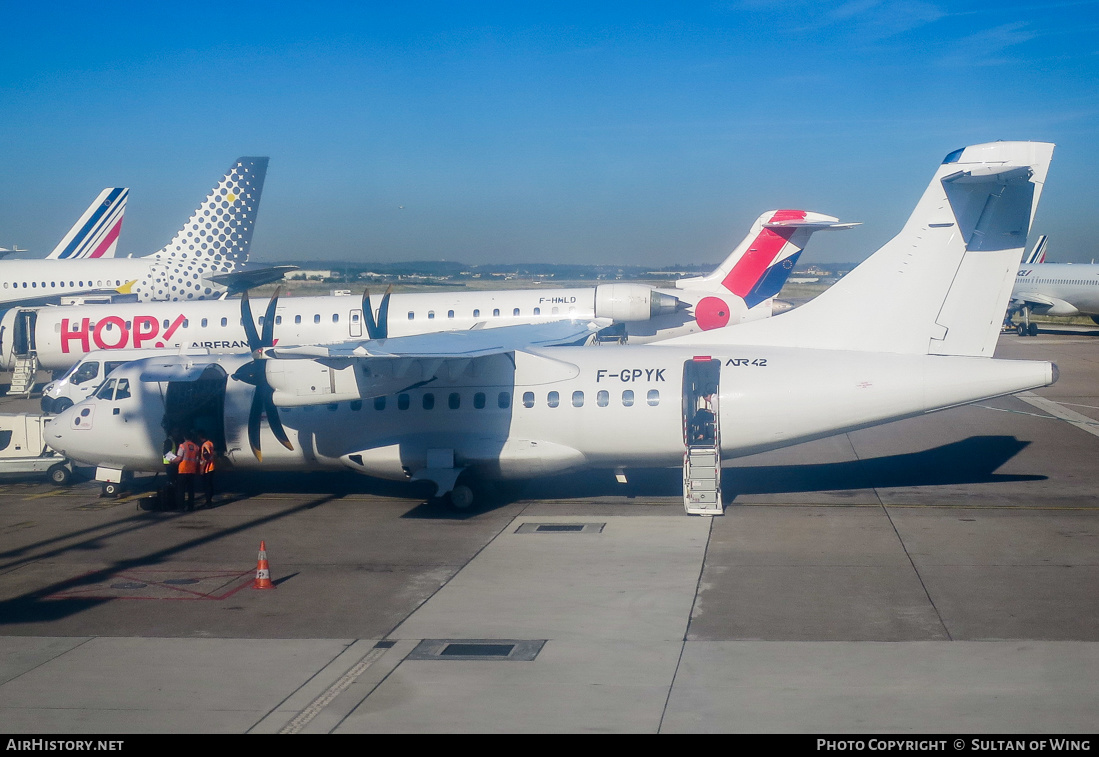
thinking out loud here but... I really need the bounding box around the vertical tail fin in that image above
[676,209,858,307]
[135,157,268,302]
[672,142,1055,357]
[1024,234,1048,264]
[47,188,128,259]
[144,156,268,269]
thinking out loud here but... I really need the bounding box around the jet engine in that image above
[593,284,681,322]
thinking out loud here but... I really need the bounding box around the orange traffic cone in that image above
[253,540,275,590]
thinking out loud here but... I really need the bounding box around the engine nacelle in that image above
[594,284,681,322]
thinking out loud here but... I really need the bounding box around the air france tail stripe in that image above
[721,225,797,297]
[87,217,123,259]
[73,191,126,259]
[56,188,127,259]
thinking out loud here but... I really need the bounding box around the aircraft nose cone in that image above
[44,405,84,458]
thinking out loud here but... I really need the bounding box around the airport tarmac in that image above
[0,329,1097,733]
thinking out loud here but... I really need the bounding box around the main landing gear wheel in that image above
[448,484,475,510]
[1017,323,1027,336]
[1029,323,1038,336]
[47,463,72,487]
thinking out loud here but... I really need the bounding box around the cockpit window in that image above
[95,379,117,400]
[113,379,131,400]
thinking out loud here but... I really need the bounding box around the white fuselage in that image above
[1013,264,1099,316]
[0,258,155,306]
[47,345,1055,481]
[2,285,726,372]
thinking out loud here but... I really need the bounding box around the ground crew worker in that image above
[198,432,216,508]
[162,429,180,484]
[176,431,200,511]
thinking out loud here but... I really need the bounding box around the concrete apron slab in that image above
[663,640,1099,733]
[0,637,353,734]
[336,514,712,733]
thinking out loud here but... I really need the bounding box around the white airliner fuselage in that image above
[5,209,854,373]
[1012,264,1099,319]
[49,347,1054,478]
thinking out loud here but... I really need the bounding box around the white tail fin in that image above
[1024,234,1048,264]
[143,156,267,268]
[46,188,128,259]
[134,157,268,302]
[673,142,1054,357]
[676,209,858,308]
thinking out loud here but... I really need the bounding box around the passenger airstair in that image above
[9,354,39,397]
[684,446,722,515]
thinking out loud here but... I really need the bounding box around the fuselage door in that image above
[682,357,722,515]
[349,309,363,338]
[13,309,37,357]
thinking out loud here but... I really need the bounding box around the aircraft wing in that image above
[273,318,612,360]
[263,319,610,407]
[1012,291,1058,308]
[207,265,300,295]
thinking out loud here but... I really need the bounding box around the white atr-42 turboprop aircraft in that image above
[47,142,1055,515]
[0,157,284,308]
[3,208,854,377]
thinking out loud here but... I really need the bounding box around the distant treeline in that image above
[270,260,720,279]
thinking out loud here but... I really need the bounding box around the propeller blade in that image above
[261,286,281,348]
[376,285,392,339]
[241,290,261,352]
[363,288,379,340]
[247,386,263,461]
[263,387,295,451]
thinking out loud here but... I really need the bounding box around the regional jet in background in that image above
[1007,236,1099,335]
[0,157,283,309]
[5,209,854,377]
[0,245,27,259]
[47,141,1056,516]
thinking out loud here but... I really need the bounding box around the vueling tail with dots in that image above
[132,157,274,302]
[0,156,286,307]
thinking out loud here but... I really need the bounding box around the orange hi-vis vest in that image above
[177,440,199,475]
[200,440,215,475]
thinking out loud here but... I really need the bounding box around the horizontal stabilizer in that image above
[209,265,300,294]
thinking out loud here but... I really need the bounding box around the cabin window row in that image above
[522,389,660,408]
[4,279,125,289]
[406,306,573,321]
[281,388,662,414]
[53,314,362,332]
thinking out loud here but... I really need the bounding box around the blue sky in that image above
[2,1,1098,265]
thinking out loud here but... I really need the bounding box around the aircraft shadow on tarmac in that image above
[0,435,1039,625]
[499,434,1042,504]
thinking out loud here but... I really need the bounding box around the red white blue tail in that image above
[676,210,858,307]
[47,188,128,259]
[673,209,857,330]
